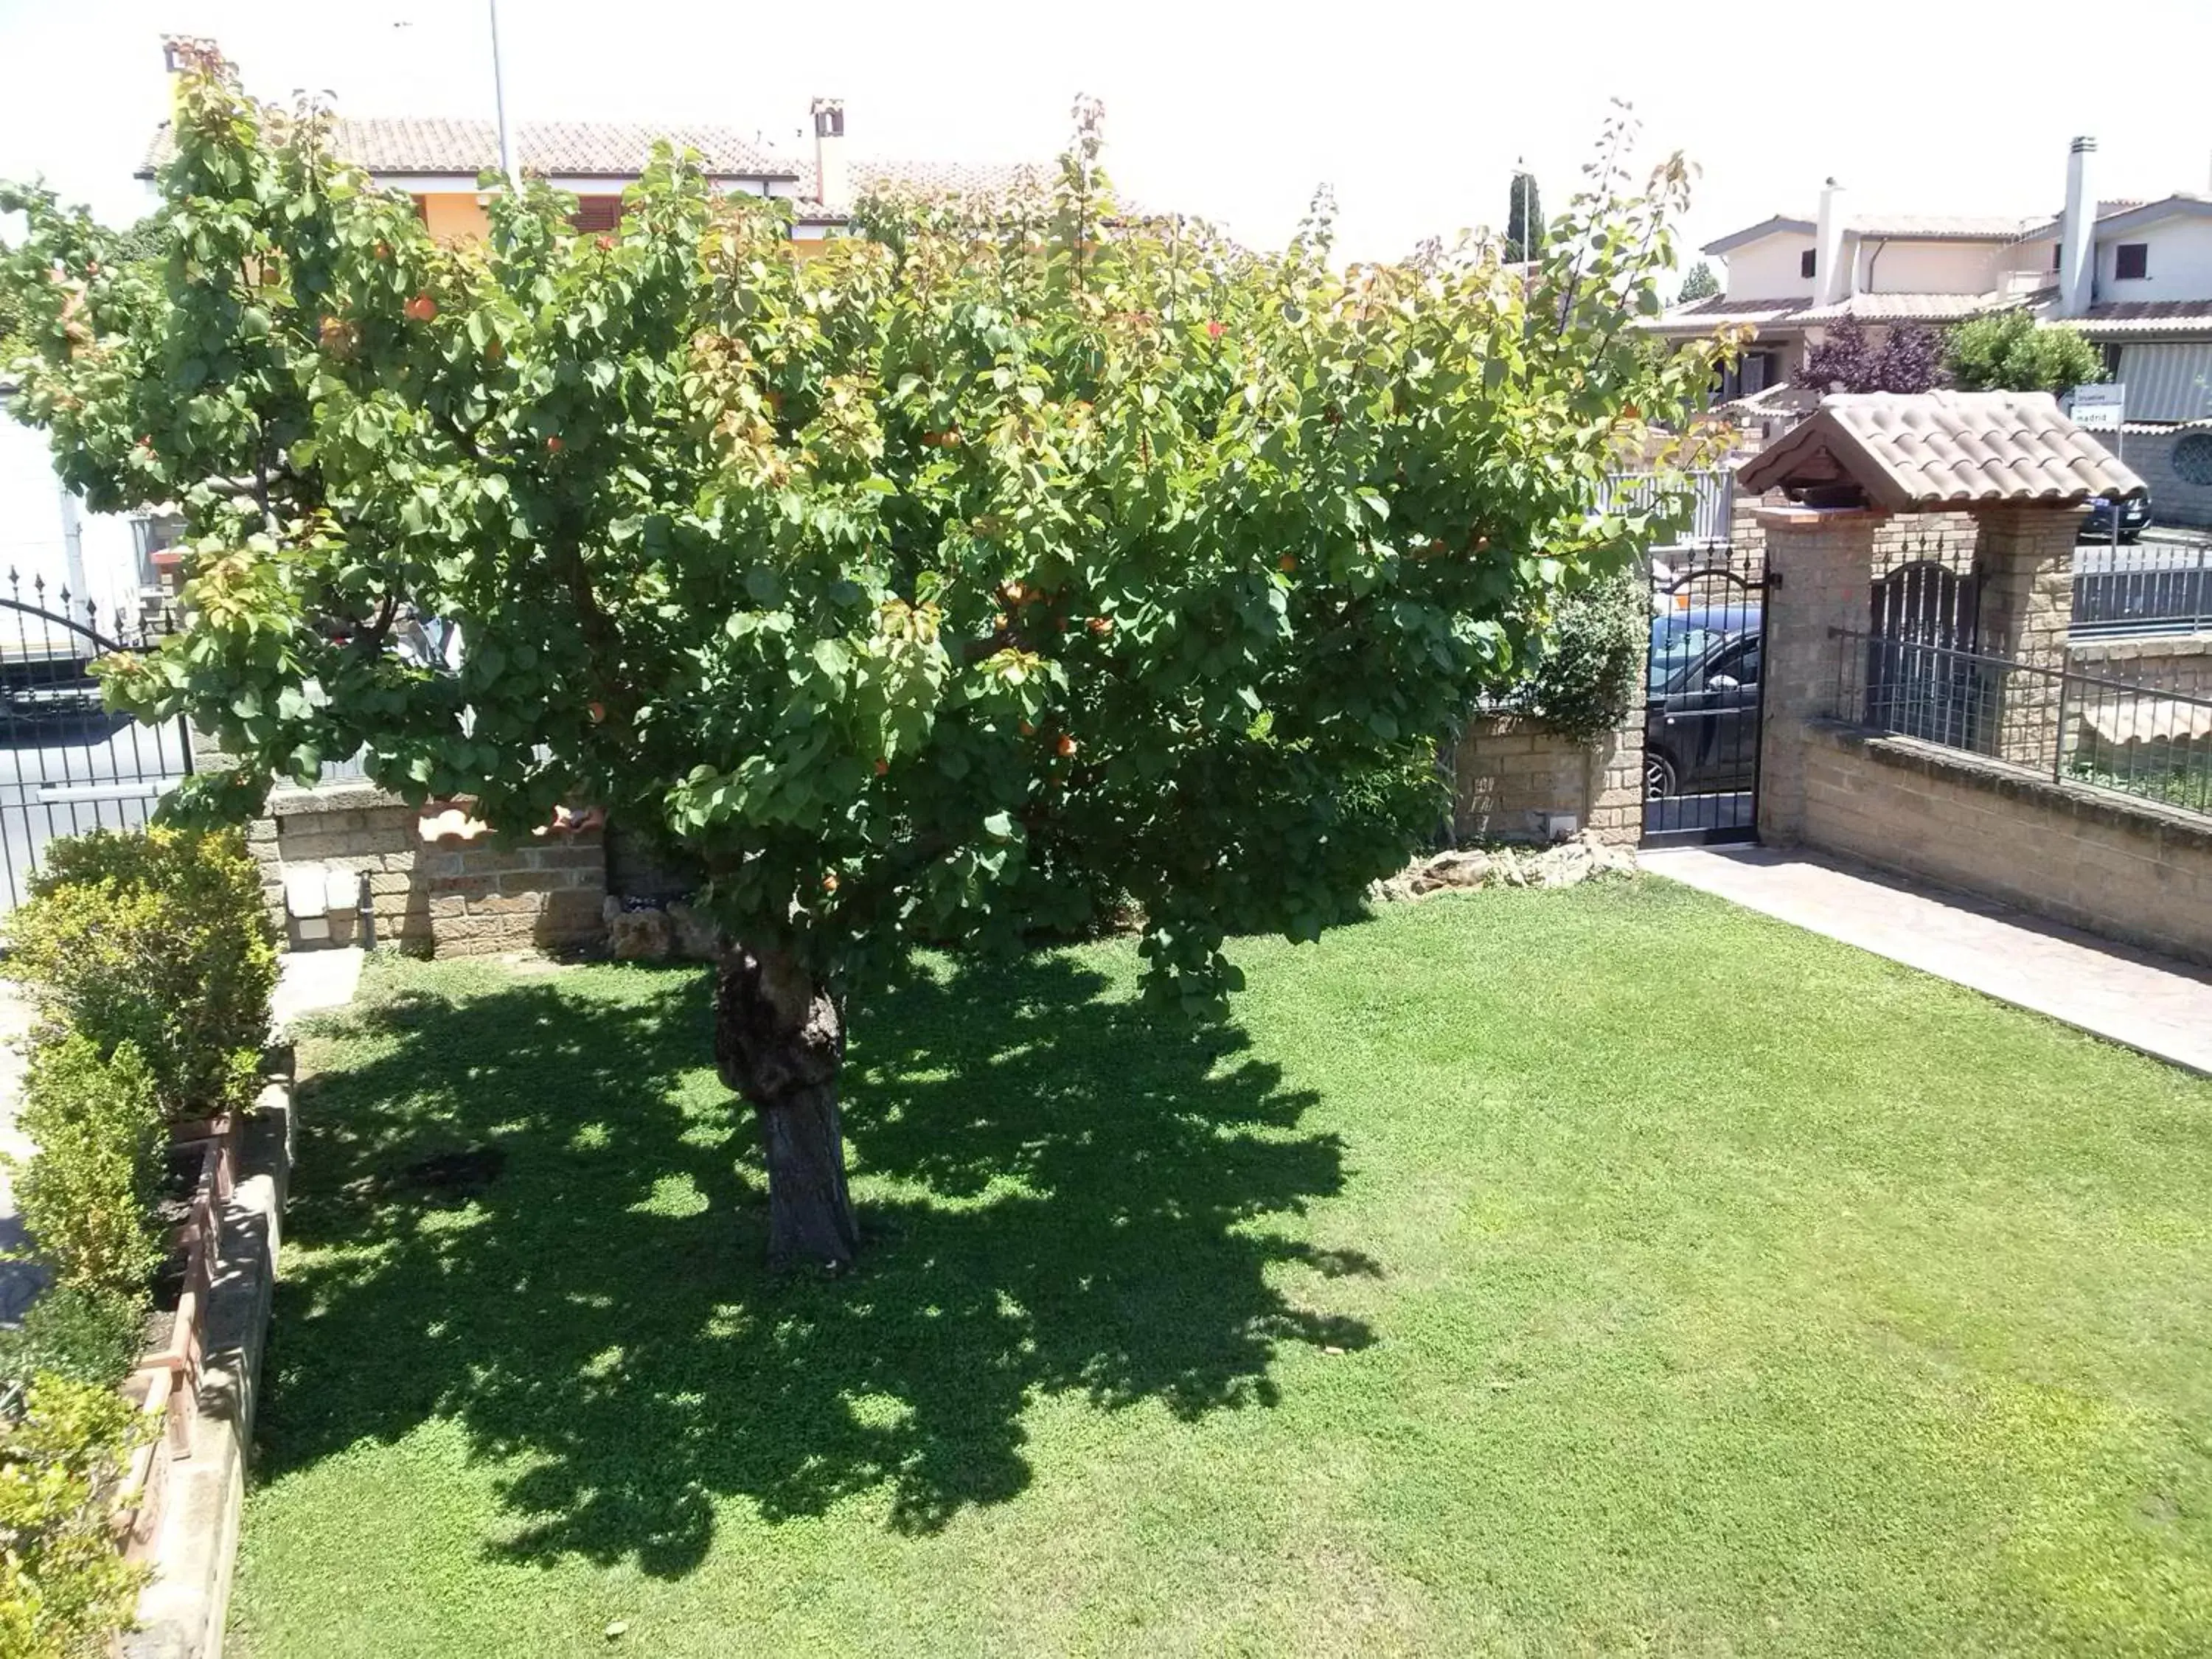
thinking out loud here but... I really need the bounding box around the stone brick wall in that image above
[1450,714,1642,846]
[1753,506,1882,844]
[1797,721,2212,967]
[249,780,606,957]
[1873,510,1978,577]
[2069,634,2212,699]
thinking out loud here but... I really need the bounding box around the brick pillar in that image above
[1753,506,1888,845]
[1972,504,2087,771]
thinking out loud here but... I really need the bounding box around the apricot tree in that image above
[1,58,1724,1267]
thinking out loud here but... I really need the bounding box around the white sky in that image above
[3,0,2210,271]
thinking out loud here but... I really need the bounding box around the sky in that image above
[2,0,2210,271]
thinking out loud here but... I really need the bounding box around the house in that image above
[136,49,1062,251]
[1651,189,2060,401]
[1653,139,2212,525]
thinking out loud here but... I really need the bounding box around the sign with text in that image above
[2069,383,2125,431]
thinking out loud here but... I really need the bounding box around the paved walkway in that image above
[1644,845,2212,1076]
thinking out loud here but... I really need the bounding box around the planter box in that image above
[110,1058,289,1607]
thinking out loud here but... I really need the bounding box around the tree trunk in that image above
[713,944,859,1270]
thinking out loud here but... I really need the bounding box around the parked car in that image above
[2079,493,2152,543]
[1645,608,1761,799]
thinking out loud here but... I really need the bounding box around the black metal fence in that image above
[1830,627,2212,817]
[0,577,192,913]
[2071,540,2212,637]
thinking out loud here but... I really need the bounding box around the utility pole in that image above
[488,0,515,187]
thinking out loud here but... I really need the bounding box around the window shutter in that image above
[571,196,622,234]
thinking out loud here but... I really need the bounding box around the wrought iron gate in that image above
[1866,560,1983,747]
[1641,560,1765,846]
[0,577,189,914]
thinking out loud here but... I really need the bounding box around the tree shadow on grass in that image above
[258,951,1371,1578]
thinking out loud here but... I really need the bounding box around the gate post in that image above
[1971,504,2089,771]
[1753,505,1888,845]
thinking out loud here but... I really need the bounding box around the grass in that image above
[228,879,2212,1657]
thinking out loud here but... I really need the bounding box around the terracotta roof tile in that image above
[2069,299,2212,338]
[1792,290,2021,324]
[795,158,1164,223]
[1735,391,2146,510]
[1646,294,1809,333]
[1842,214,2040,240]
[142,116,803,180]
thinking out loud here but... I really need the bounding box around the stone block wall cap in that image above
[267,779,410,814]
[1750,504,1891,527]
[418,799,608,846]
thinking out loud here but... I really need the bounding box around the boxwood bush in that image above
[0,1375,149,1658]
[10,826,278,1122]
[5,1037,164,1304]
[0,1287,145,1396]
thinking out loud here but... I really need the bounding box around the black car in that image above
[1644,611,1761,799]
[2080,493,2152,543]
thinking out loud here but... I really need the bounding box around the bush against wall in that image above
[5,1037,164,1303]
[10,827,277,1122]
[1509,568,1648,744]
[1944,310,2104,395]
[0,1376,150,1659]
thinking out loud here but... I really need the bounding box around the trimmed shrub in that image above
[0,1374,150,1658]
[1509,567,1648,744]
[0,1289,145,1394]
[5,1037,164,1302]
[10,826,278,1121]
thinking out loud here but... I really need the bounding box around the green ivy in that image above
[1509,567,1648,744]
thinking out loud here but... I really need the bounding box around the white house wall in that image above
[1721,232,1816,301]
[2097,215,2212,299]
[1854,239,2000,295]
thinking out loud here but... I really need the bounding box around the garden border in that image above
[119,1062,294,1659]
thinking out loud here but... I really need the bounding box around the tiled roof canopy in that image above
[141,117,804,180]
[1736,391,2146,510]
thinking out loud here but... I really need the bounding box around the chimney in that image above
[811,97,847,208]
[1814,177,1848,306]
[2059,136,2097,319]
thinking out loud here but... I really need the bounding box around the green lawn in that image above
[229,880,2212,1657]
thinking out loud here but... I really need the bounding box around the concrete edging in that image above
[121,1074,294,1659]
